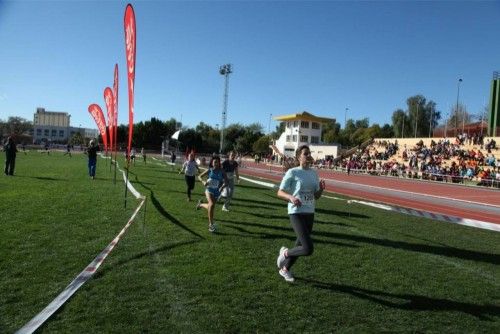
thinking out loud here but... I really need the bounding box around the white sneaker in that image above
[279,268,295,282]
[208,223,217,233]
[276,246,287,268]
[196,199,202,210]
[222,205,230,212]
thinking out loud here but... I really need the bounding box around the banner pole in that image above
[124,159,129,208]
[113,148,117,185]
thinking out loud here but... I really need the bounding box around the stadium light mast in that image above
[414,99,419,138]
[344,107,349,129]
[455,78,462,136]
[219,64,232,154]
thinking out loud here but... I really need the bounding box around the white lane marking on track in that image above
[243,166,500,208]
[325,177,500,209]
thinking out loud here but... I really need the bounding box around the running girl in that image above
[276,145,326,282]
[197,156,228,233]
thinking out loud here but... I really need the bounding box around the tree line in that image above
[2,93,490,152]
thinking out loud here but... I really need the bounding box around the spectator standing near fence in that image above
[276,145,326,282]
[4,136,18,176]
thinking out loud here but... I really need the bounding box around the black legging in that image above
[283,213,314,270]
[185,175,195,198]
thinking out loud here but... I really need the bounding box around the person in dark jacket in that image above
[85,140,99,179]
[4,136,18,176]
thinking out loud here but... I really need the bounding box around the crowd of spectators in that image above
[326,135,500,187]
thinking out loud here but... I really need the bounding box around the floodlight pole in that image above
[219,64,232,154]
[455,78,462,136]
[414,100,419,138]
[344,108,349,129]
[429,105,433,138]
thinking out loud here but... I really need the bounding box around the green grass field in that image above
[1,151,499,333]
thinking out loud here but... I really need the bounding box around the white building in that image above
[272,111,339,160]
[32,107,97,143]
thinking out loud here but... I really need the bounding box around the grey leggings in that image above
[283,213,314,271]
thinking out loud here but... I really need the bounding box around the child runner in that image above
[196,156,228,233]
[276,145,326,282]
[221,151,239,211]
[179,153,200,201]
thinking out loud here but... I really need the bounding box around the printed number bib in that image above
[300,191,314,206]
[206,178,220,189]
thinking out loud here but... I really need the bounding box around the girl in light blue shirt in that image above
[276,145,326,282]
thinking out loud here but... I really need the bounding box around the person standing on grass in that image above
[221,151,239,211]
[85,140,99,179]
[196,155,228,233]
[179,152,200,202]
[276,145,326,282]
[4,136,18,176]
[64,143,72,157]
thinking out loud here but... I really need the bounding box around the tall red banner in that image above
[113,64,119,152]
[124,4,136,158]
[104,87,114,152]
[88,104,108,150]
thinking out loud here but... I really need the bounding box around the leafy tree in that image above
[391,108,407,138]
[253,135,272,154]
[69,132,84,146]
[391,95,440,138]
[0,117,32,138]
[380,123,394,138]
[321,120,340,144]
[271,122,286,139]
[178,129,203,152]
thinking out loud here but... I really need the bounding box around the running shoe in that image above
[208,223,217,233]
[196,199,202,210]
[276,246,287,268]
[279,268,294,282]
[222,205,230,212]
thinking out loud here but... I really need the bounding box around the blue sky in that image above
[0,0,499,132]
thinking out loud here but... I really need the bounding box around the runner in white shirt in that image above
[179,153,200,201]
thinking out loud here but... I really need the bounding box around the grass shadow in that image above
[131,175,205,240]
[219,220,500,264]
[299,277,500,320]
[149,191,205,240]
[17,175,65,181]
[218,219,357,248]
[93,240,201,279]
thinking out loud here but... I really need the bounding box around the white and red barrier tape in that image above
[346,199,500,232]
[17,157,145,334]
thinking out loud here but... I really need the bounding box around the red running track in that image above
[239,162,500,225]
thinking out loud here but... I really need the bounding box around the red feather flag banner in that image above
[88,104,108,150]
[104,87,114,152]
[124,4,136,159]
[113,64,119,152]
